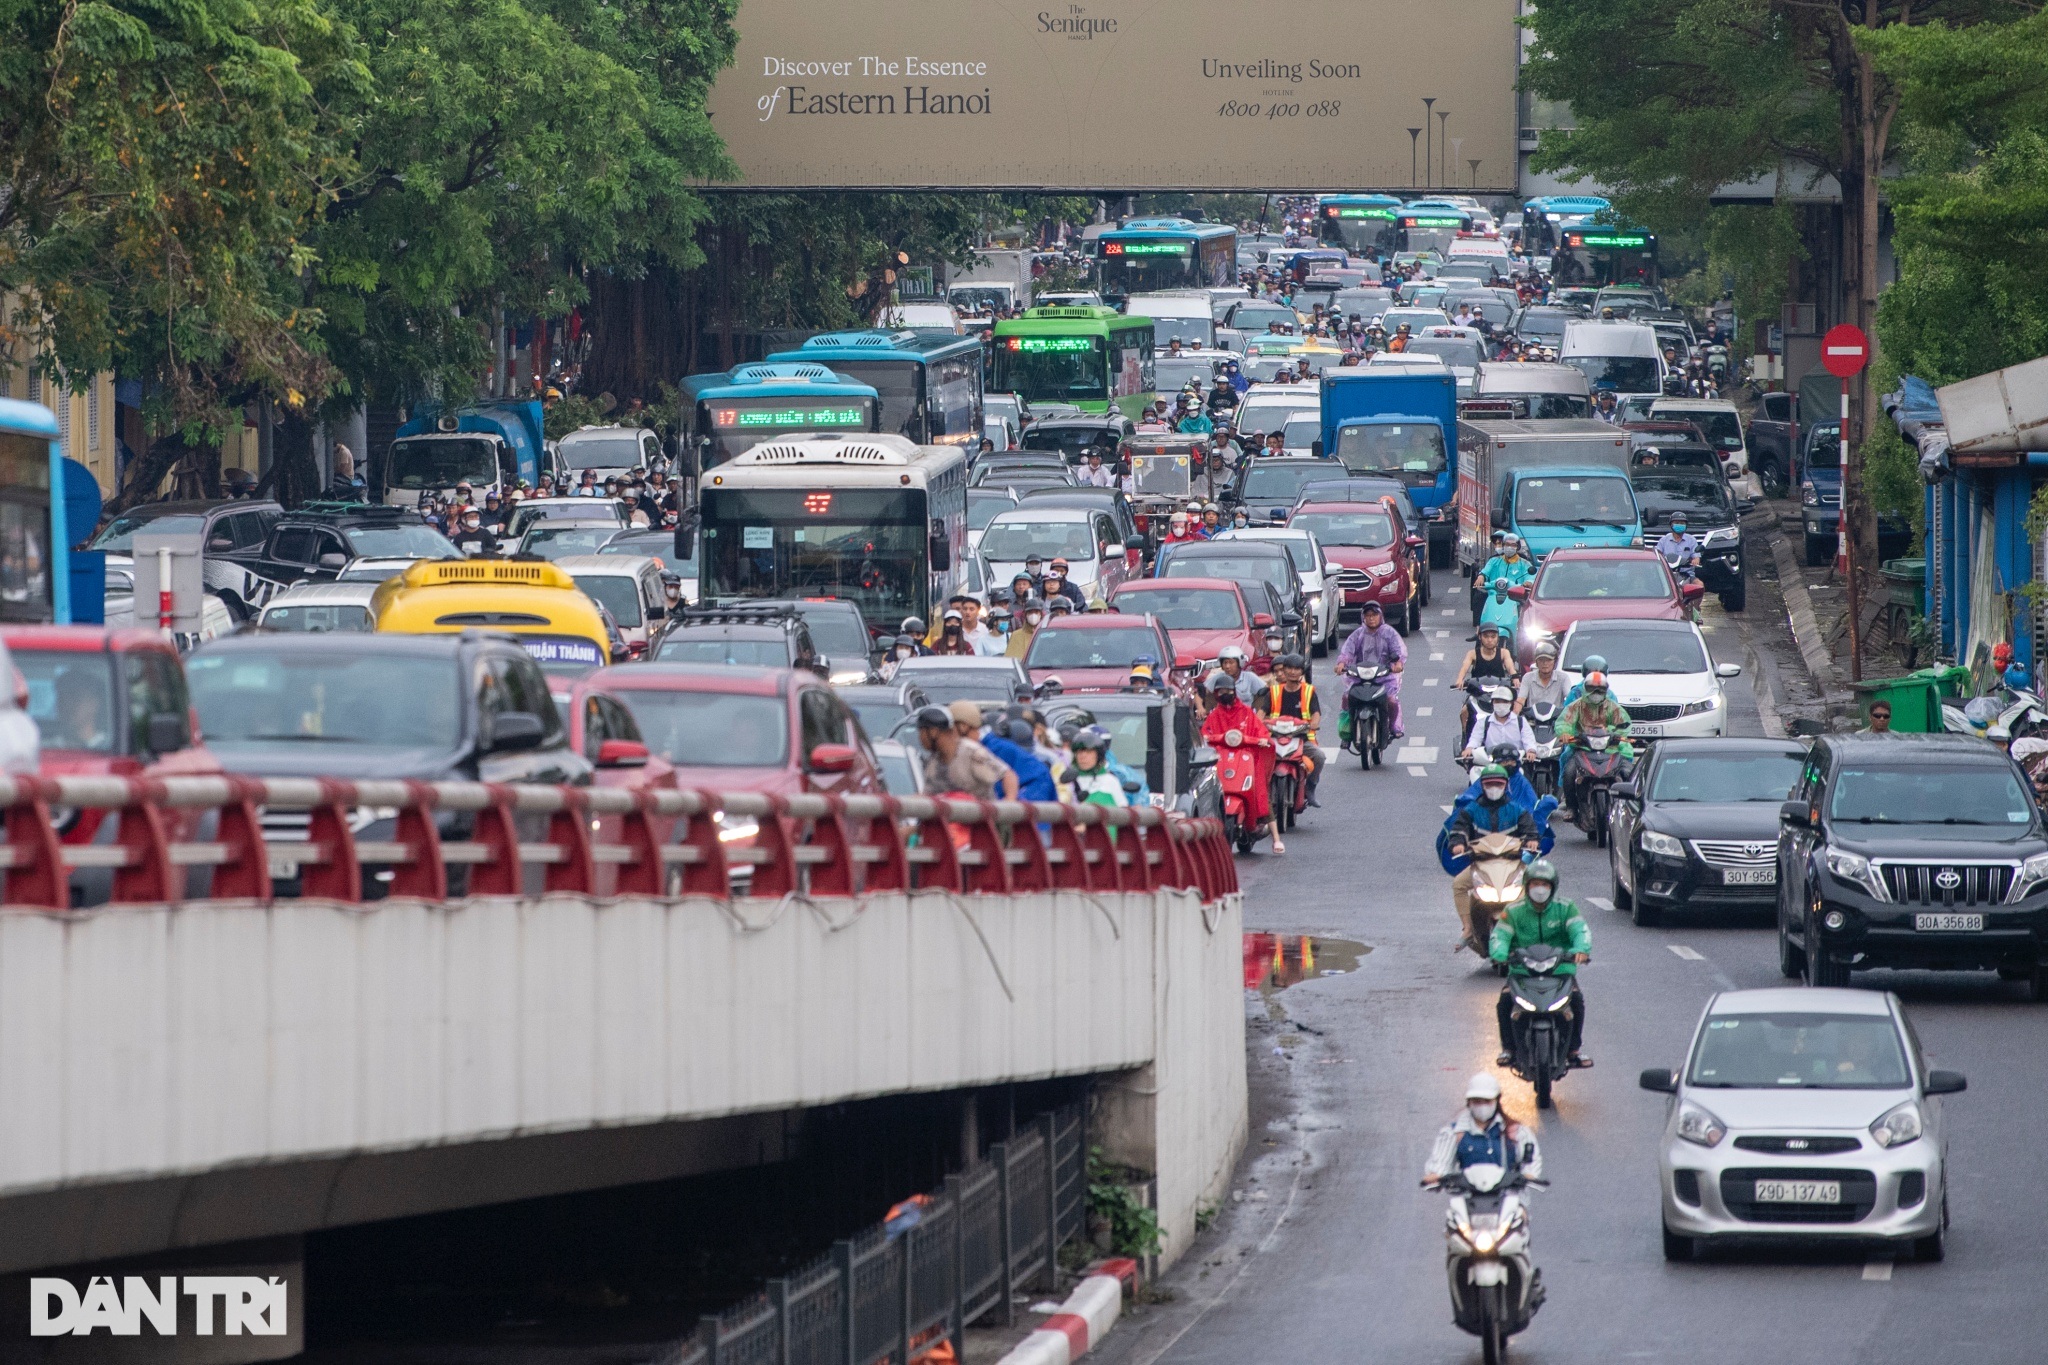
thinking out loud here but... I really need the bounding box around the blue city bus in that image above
[1095,218,1238,301]
[1393,202,1474,256]
[682,362,882,472]
[1518,196,1612,255]
[1317,194,1403,253]
[767,331,985,448]
[1518,197,1658,284]
[0,398,61,623]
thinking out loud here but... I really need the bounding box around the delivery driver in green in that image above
[1489,858,1593,1069]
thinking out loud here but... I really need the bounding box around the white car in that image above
[257,580,381,632]
[1211,527,1342,654]
[1557,618,1740,740]
[1651,397,1752,477]
[1643,987,1962,1263]
[553,554,673,659]
[979,506,1129,609]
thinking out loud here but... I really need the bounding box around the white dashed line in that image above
[1429,652,1445,661]
[1423,677,1441,687]
[1862,1261,1893,1282]
[1393,746,1439,765]
[1668,945,1705,961]
[1440,608,1456,617]
[1440,804,1455,814]
[1433,629,1451,639]
[1415,706,1434,717]
[1407,765,1429,777]
[1588,896,1614,912]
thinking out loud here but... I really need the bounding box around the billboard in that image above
[704,0,1520,190]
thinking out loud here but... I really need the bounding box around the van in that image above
[371,558,612,680]
[1472,362,1592,420]
[1235,386,1323,439]
[1559,319,1665,404]
[1124,292,1217,349]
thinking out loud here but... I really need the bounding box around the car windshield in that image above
[559,433,644,470]
[570,575,642,627]
[1667,410,1741,451]
[599,533,698,579]
[1829,763,2036,829]
[1021,426,1118,456]
[1290,510,1396,549]
[1808,424,1842,469]
[14,650,119,752]
[1650,752,1807,802]
[655,635,788,667]
[875,746,920,795]
[388,437,500,491]
[1281,415,1320,448]
[342,524,462,559]
[1633,477,1733,524]
[1516,312,1571,340]
[1513,475,1636,526]
[1689,1013,1910,1090]
[1563,627,1707,674]
[1535,559,1671,601]
[520,525,620,560]
[969,491,1017,530]
[186,650,461,748]
[892,665,1019,704]
[1155,358,1219,392]
[1403,337,1484,367]
[1334,423,1447,475]
[1025,627,1159,670]
[1565,355,1661,393]
[259,602,374,633]
[1116,586,1243,630]
[980,519,1097,561]
[1242,465,1338,501]
[1164,554,1291,593]
[609,689,788,767]
[845,697,913,740]
[89,512,206,554]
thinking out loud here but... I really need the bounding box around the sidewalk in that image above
[1749,501,1898,729]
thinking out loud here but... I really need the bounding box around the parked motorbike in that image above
[1941,689,2048,742]
[1523,701,1561,797]
[1565,729,1631,847]
[1344,664,1395,770]
[1426,1163,1547,1364]
[1463,831,1528,967]
[1214,727,1269,855]
[1504,944,1576,1110]
[1268,716,1311,831]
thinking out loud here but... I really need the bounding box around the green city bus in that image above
[989,307,1156,420]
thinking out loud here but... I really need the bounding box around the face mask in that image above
[894,648,912,660]
[945,623,961,634]
[1529,884,1554,905]
[1468,1101,1498,1125]
[1482,784,1507,801]
[1493,703,1511,718]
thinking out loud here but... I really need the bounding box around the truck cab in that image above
[1316,369,1459,568]
[1502,465,1643,562]
[381,400,553,507]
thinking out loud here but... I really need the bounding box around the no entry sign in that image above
[1823,324,1870,378]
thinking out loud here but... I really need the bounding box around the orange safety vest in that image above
[1268,681,1316,722]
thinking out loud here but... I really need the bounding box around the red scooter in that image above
[1214,727,1271,855]
[1268,716,1311,833]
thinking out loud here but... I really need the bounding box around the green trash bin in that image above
[1849,664,1970,733]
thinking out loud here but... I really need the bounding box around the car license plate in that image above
[1632,723,1664,738]
[1723,867,1775,886]
[267,852,299,880]
[1754,1180,1841,1204]
[1915,912,1984,932]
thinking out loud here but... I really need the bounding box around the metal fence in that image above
[653,1106,1088,1365]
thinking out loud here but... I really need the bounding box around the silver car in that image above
[1642,987,1964,1261]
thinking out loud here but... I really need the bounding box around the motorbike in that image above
[1213,727,1269,855]
[1344,663,1395,770]
[1478,580,1521,640]
[1662,552,1703,622]
[1523,701,1561,797]
[1462,831,1528,967]
[1457,678,1500,748]
[1504,943,1576,1110]
[1267,716,1311,831]
[1941,688,2048,742]
[1565,729,1631,847]
[1426,1163,1547,1364]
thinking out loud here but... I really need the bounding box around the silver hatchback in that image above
[1640,987,1965,1261]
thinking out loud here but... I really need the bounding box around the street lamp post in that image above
[1436,111,1451,185]
[1421,98,1435,187]
[1408,129,1422,187]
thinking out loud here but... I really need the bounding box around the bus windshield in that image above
[701,487,928,627]
[816,362,920,441]
[992,337,1106,403]
[697,395,875,468]
[387,437,503,491]
[1335,423,1446,476]
[1102,244,1201,294]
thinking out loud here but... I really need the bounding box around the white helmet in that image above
[1465,1072,1503,1102]
[1219,644,1249,663]
[1490,685,1515,706]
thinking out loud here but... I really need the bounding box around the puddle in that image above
[1243,933,1371,999]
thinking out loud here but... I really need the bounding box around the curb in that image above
[1767,528,1845,695]
[993,1260,1137,1365]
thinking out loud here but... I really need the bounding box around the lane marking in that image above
[1423,677,1441,687]
[1407,765,1429,777]
[1440,804,1455,814]
[1588,896,1614,912]
[1862,1261,1893,1282]
[1415,706,1434,717]
[1433,629,1451,639]
[1393,746,1439,765]
[1668,945,1705,961]
[1441,608,1456,616]
[1429,652,1445,661]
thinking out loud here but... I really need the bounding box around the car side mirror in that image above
[207,536,235,554]
[1190,745,1218,767]
[1610,780,1639,801]
[1638,1068,1678,1094]
[1323,559,1340,575]
[1924,1069,1967,1096]
[1778,799,1810,827]
[1310,438,1324,458]
[1252,612,1275,629]
[808,742,857,774]
[318,553,348,570]
[1122,775,1143,794]
[1282,611,1302,627]
[1714,662,1742,678]
[929,527,952,573]
[597,738,650,768]
[1736,498,1758,514]
[1680,580,1706,603]
[146,712,187,755]
[646,603,666,621]
[1507,585,1528,602]
[488,711,547,753]
[1124,534,1147,551]
[1405,535,1425,549]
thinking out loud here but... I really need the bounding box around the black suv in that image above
[1777,733,2048,997]
[243,501,459,589]
[1629,469,1749,611]
[654,604,822,672]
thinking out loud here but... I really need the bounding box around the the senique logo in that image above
[30,1276,288,1337]
[1038,3,1116,39]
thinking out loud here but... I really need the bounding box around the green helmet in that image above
[1525,858,1559,887]
[1479,764,1510,782]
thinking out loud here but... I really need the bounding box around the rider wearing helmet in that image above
[897,617,934,657]
[1201,668,1274,837]
[1555,669,1633,819]
[1446,764,1540,951]
[1214,644,1262,708]
[1424,1072,1543,1185]
[1257,651,1324,807]
[1066,727,1128,806]
[1463,683,1538,763]
[1489,859,1592,1068]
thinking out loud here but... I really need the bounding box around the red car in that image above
[2,625,223,901]
[1286,500,1424,633]
[563,679,679,894]
[1109,577,1266,677]
[1021,613,1175,695]
[1511,548,1705,659]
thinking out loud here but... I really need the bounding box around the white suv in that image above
[1651,398,1750,477]
[1558,618,1741,740]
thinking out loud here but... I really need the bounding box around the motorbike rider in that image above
[1514,641,1568,718]
[1066,728,1128,807]
[1446,764,1540,951]
[1458,743,1542,813]
[1463,685,1538,764]
[1336,600,1408,741]
[1424,1073,1543,1186]
[931,608,978,655]
[1005,598,1046,659]
[1210,644,1263,709]
[1201,668,1274,843]
[1257,652,1324,808]
[1476,534,1533,595]
[1555,670,1634,817]
[1489,859,1592,1069]
[1653,517,1702,574]
[1041,558,1087,611]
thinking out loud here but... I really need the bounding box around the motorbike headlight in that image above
[1641,830,1685,858]
[1824,845,1888,900]
[1465,1216,1501,1253]
[1680,695,1719,716]
[1676,1103,1726,1148]
[2008,851,2048,903]
[1870,1099,1924,1149]
[1544,993,1572,1012]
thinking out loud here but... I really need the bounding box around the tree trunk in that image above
[108,431,199,515]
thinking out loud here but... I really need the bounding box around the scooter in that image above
[1457,678,1498,748]
[1663,552,1703,622]
[1344,664,1395,770]
[1523,701,1561,797]
[1267,716,1311,831]
[1565,729,1632,847]
[1479,578,1521,640]
[1426,1163,1547,1364]
[1505,944,1576,1110]
[1463,830,1529,967]
[1214,727,1269,855]
[1940,688,2048,742]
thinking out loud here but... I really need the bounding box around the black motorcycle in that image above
[1523,700,1560,797]
[1565,730,1631,847]
[1505,944,1576,1110]
[1345,663,1395,770]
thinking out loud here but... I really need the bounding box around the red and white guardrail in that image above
[997,1259,1138,1365]
[0,776,1238,909]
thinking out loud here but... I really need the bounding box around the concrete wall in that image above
[0,886,1244,1273]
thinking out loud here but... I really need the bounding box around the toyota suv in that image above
[1776,733,2048,997]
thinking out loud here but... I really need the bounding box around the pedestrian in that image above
[332,441,356,486]
[1861,702,1893,734]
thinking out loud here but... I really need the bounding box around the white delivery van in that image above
[1471,362,1592,420]
[1560,319,1665,406]
[1124,292,1218,350]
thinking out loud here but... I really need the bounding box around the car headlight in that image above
[1368,562,1398,578]
[1824,845,1888,900]
[1869,1099,1924,1149]
[2008,851,2048,903]
[716,813,760,844]
[829,668,870,685]
[1676,1102,1726,1148]
[1700,526,1739,545]
[1680,695,1719,716]
[1801,482,1819,506]
[1641,830,1685,859]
